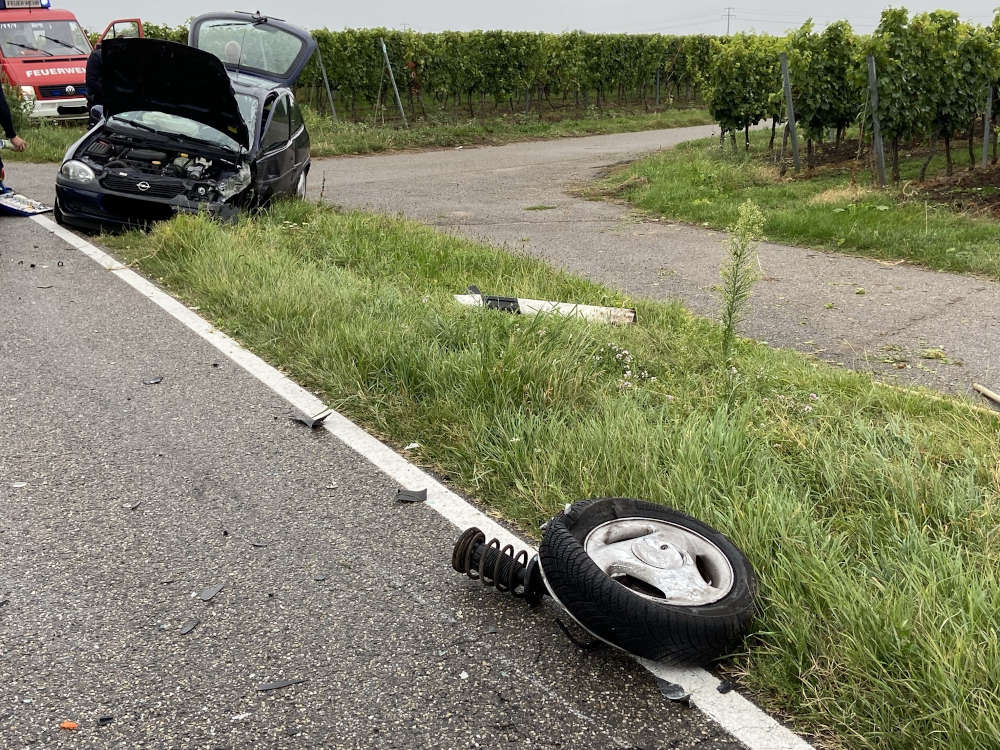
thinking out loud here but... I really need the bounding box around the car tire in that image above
[538,497,757,665]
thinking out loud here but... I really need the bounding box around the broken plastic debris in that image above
[403,442,420,451]
[456,285,636,325]
[396,488,427,503]
[656,678,691,704]
[258,678,306,692]
[59,721,78,731]
[199,583,224,601]
[179,619,200,635]
[717,679,736,694]
[98,715,114,726]
[143,376,163,385]
[459,671,469,680]
[250,540,270,548]
[292,408,333,429]
[231,712,252,722]
[12,482,26,488]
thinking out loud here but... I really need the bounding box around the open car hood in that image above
[100,38,250,150]
[189,12,317,87]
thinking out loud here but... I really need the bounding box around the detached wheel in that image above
[538,498,757,665]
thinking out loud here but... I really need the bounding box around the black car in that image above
[55,12,315,231]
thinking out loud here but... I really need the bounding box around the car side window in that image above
[261,95,290,151]
[290,99,304,135]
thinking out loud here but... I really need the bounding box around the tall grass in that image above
[105,202,1000,750]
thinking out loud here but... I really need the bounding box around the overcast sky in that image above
[72,1,997,36]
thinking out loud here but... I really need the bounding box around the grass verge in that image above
[103,201,1000,750]
[599,129,1000,279]
[2,119,83,163]
[2,107,712,164]
[304,108,714,156]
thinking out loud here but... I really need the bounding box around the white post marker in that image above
[31,214,814,750]
[454,292,637,325]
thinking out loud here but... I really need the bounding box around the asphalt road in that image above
[304,125,1000,397]
[1,214,746,747]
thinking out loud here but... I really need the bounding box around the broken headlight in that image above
[216,164,251,201]
[60,160,96,185]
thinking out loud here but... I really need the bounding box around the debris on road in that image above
[98,715,114,726]
[123,501,142,511]
[455,285,637,325]
[231,712,252,722]
[717,679,736,694]
[397,488,428,503]
[656,678,691,705]
[292,408,333,429]
[12,482,26,488]
[179,619,200,635]
[451,498,757,665]
[199,583,224,602]
[403,442,420,451]
[59,720,78,731]
[250,540,270,548]
[143,377,164,385]
[973,382,1000,407]
[257,678,307,692]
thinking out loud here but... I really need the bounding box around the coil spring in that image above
[451,527,544,603]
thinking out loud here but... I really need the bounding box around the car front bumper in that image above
[55,180,240,232]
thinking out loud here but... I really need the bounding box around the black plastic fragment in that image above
[717,679,736,694]
[199,583,224,601]
[57,261,64,267]
[466,283,520,314]
[97,715,114,726]
[250,541,270,548]
[396,488,427,503]
[36,285,53,289]
[126,501,141,511]
[656,678,691,705]
[258,678,306,692]
[179,619,199,635]
[555,618,602,650]
[292,408,332,429]
[143,377,163,385]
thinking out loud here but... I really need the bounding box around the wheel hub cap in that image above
[584,518,735,606]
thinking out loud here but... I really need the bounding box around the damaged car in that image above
[54,11,315,230]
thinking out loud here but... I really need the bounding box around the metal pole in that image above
[983,84,992,169]
[867,55,887,187]
[315,45,338,122]
[379,37,408,128]
[780,53,800,171]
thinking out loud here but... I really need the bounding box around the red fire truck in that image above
[0,0,140,120]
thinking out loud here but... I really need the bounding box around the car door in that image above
[289,94,310,175]
[256,92,295,201]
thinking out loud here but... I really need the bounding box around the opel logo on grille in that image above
[65,85,76,95]
[136,181,151,192]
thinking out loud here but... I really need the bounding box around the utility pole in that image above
[723,7,735,35]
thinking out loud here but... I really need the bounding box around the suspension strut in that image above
[451,527,547,605]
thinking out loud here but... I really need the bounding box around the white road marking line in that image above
[31,213,815,750]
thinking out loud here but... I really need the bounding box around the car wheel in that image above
[538,497,757,665]
[295,171,307,200]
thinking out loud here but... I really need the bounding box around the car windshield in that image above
[194,19,304,78]
[0,20,91,58]
[111,94,258,152]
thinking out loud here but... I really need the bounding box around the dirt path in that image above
[307,126,1000,398]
